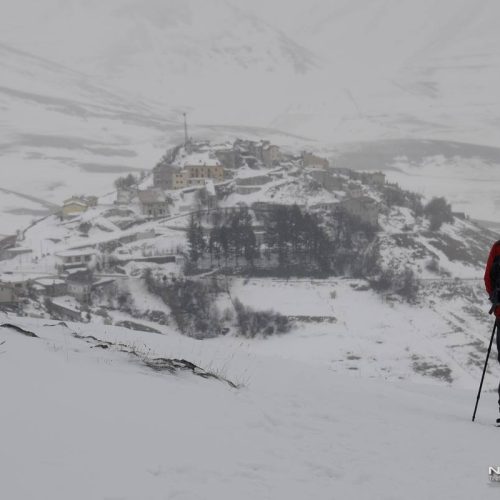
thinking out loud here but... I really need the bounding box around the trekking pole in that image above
[472,320,497,422]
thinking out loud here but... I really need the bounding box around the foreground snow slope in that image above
[1,316,500,499]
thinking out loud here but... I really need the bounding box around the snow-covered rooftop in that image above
[34,278,65,286]
[56,248,96,258]
[173,151,221,168]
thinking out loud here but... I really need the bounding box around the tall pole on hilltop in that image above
[183,112,188,148]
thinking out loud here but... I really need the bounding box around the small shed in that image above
[33,278,67,297]
[0,282,17,305]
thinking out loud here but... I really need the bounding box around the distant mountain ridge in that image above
[2,0,500,230]
[0,0,319,80]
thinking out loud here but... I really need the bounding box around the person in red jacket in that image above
[484,240,500,313]
[484,240,500,413]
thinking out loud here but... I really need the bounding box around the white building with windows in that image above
[55,249,96,273]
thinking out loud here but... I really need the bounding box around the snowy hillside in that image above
[1,315,499,499]
[0,140,495,395]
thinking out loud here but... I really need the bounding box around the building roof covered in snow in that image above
[56,248,96,258]
[173,151,221,168]
[138,189,168,204]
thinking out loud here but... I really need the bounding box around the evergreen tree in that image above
[229,210,244,265]
[424,197,454,231]
[240,209,258,265]
[219,225,230,265]
[187,214,206,264]
[264,205,291,268]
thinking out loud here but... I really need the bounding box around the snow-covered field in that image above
[229,277,492,388]
[1,315,500,499]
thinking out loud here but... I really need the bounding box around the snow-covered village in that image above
[3,1,500,499]
[0,133,488,339]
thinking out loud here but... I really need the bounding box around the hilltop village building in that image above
[138,189,170,218]
[55,249,96,273]
[33,278,67,297]
[0,282,17,306]
[0,273,33,295]
[233,139,282,168]
[62,197,88,219]
[0,235,17,259]
[154,157,224,190]
[153,140,283,191]
[61,196,98,219]
[308,169,343,192]
[302,152,329,169]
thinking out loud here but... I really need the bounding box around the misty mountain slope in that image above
[0,0,319,127]
[0,42,173,234]
[267,0,500,145]
[0,0,318,78]
[291,0,489,65]
[1,316,499,499]
[2,0,500,145]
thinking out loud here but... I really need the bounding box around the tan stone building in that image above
[153,157,224,191]
[184,163,224,182]
[262,143,281,167]
[173,170,188,189]
[309,169,343,192]
[62,197,88,219]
